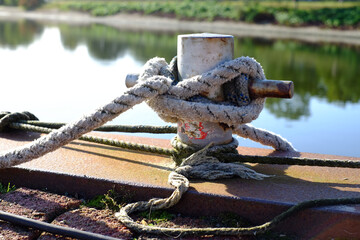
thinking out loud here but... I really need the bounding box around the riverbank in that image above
[1,6,360,45]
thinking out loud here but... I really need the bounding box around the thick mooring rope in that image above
[1,56,354,237]
[0,60,170,169]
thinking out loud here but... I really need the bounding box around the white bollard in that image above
[176,33,234,147]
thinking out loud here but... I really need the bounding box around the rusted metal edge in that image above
[0,167,359,239]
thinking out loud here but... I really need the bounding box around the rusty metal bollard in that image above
[125,33,293,148]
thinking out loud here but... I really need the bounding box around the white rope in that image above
[234,124,295,152]
[0,62,171,169]
[148,57,265,125]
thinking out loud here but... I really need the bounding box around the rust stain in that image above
[249,79,294,99]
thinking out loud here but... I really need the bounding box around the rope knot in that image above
[0,111,38,132]
[136,57,295,152]
[142,56,266,127]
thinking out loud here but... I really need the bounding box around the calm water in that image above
[1,20,360,157]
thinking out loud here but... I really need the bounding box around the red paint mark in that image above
[197,122,208,139]
[183,121,208,139]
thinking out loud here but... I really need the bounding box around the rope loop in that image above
[0,111,38,132]
[147,57,266,126]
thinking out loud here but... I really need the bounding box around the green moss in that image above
[83,189,132,212]
[84,194,107,209]
[139,210,175,225]
[0,182,16,194]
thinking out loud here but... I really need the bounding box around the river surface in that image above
[1,20,359,157]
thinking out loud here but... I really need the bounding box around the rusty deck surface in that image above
[1,130,360,239]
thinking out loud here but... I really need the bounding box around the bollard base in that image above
[177,120,233,146]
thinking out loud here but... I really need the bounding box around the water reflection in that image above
[1,20,359,156]
[0,20,43,48]
[57,23,360,120]
[58,24,177,62]
[266,95,310,120]
[244,39,360,103]
[2,20,359,113]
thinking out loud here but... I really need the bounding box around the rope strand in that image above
[117,196,360,236]
[19,120,177,134]
[9,123,176,157]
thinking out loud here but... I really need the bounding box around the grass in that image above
[138,210,175,225]
[83,189,132,211]
[0,182,16,194]
[259,1,360,10]
[42,0,360,28]
[46,0,360,10]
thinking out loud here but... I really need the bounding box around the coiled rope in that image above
[1,57,360,238]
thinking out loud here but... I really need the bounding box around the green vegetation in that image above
[0,20,44,48]
[83,189,132,211]
[84,190,175,226]
[19,0,44,10]
[58,23,177,61]
[0,0,43,9]
[0,0,19,6]
[1,0,359,27]
[0,182,16,194]
[47,1,238,20]
[139,210,175,225]
[273,6,360,27]
[43,0,360,28]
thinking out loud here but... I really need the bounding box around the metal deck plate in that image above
[1,131,359,239]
